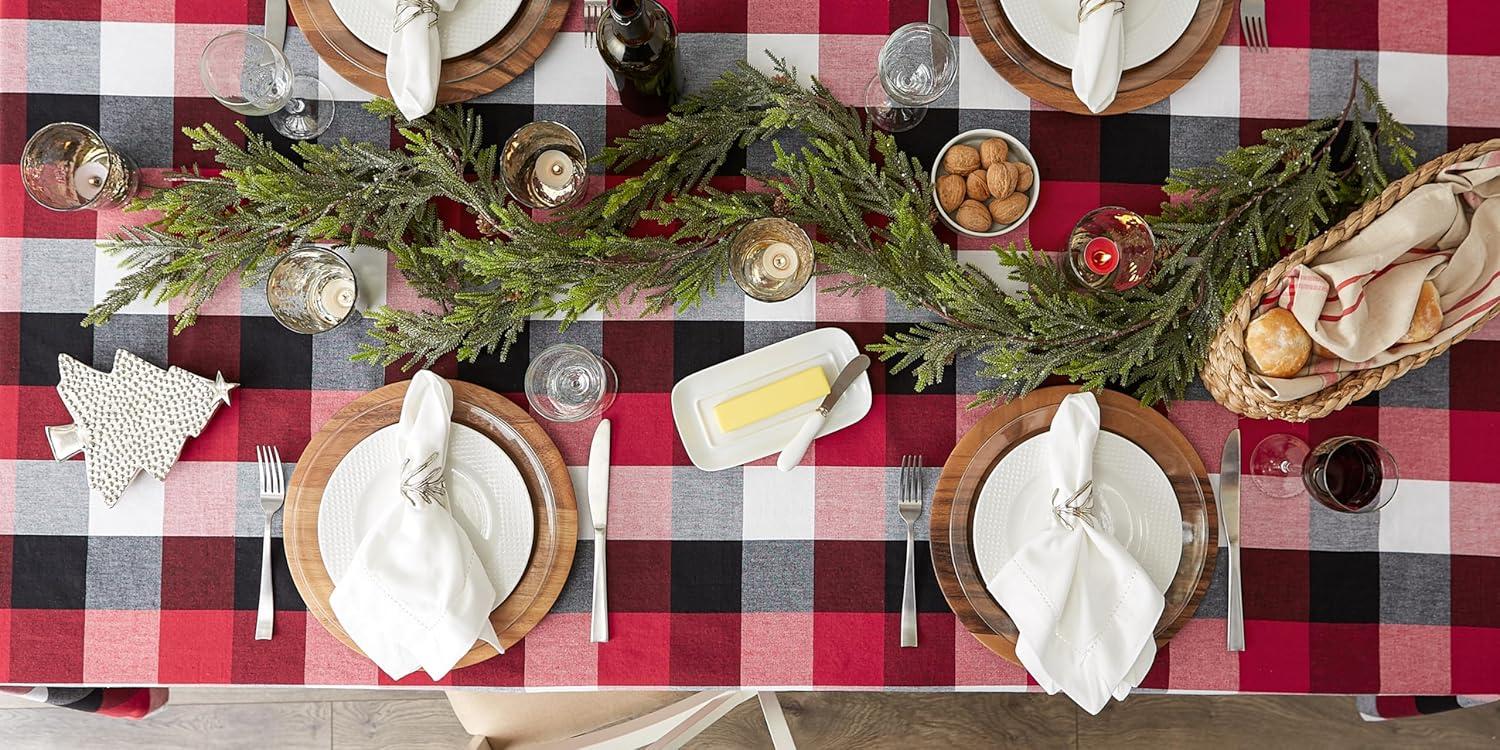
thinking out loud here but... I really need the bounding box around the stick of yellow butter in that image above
[714,366,831,432]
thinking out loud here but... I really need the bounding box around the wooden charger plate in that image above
[285,380,577,669]
[290,0,571,104]
[958,0,1234,115]
[930,386,1216,665]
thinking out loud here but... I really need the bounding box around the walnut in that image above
[965,171,990,201]
[954,200,993,233]
[942,144,982,176]
[986,162,1017,201]
[1013,162,1033,192]
[980,138,1009,168]
[936,174,966,213]
[989,193,1029,226]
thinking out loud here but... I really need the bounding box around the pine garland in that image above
[86,56,1415,407]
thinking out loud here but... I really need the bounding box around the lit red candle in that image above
[1084,236,1119,275]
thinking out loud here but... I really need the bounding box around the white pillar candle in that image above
[73,161,109,201]
[760,241,800,280]
[534,149,576,190]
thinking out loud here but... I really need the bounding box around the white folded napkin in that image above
[1072,0,1125,113]
[387,0,459,121]
[985,392,1164,715]
[330,370,502,680]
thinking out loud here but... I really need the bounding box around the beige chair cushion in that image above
[446,690,687,748]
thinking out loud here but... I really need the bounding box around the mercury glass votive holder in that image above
[729,218,815,302]
[501,121,588,210]
[265,247,359,334]
[21,122,139,211]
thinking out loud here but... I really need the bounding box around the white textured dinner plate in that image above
[671,327,873,472]
[974,430,1182,594]
[329,0,524,59]
[999,0,1199,70]
[318,423,535,605]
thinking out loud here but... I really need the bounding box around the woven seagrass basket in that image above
[1201,138,1500,422]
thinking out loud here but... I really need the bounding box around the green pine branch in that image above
[87,57,1416,408]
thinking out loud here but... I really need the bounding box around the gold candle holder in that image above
[501,121,588,210]
[21,122,138,211]
[729,218,815,302]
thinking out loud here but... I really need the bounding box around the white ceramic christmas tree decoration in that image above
[47,349,237,506]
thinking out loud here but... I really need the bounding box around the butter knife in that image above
[776,355,871,472]
[589,419,611,643]
[263,0,287,50]
[1219,429,1245,651]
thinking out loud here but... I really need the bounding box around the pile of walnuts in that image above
[935,137,1034,233]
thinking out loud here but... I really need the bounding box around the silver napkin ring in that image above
[400,451,447,507]
[394,0,442,32]
[1078,0,1124,23]
[1051,479,1098,530]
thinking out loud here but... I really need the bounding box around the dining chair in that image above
[448,689,795,749]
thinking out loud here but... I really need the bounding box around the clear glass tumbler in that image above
[199,30,334,140]
[865,22,958,133]
[524,344,619,422]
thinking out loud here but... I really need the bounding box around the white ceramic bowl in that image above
[931,129,1040,238]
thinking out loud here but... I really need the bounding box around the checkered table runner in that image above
[2,0,1499,694]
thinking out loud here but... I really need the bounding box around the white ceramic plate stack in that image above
[329,0,524,59]
[972,430,1183,599]
[318,423,536,604]
[998,0,1199,70]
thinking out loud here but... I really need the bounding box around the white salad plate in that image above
[998,0,1199,71]
[329,0,523,59]
[974,430,1183,595]
[671,327,873,472]
[318,422,535,604]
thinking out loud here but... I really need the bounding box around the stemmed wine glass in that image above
[199,31,334,140]
[1251,434,1399,513]
[864,22,958,132]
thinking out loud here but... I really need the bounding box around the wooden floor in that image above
[0,688,1495,749]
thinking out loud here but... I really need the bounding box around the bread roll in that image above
[1246,308,1311,378]
[1397,280,1442,344]
[1311,340,1338,360]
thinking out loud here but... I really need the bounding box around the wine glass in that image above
[524,344,618,422]
[199,31,334,140]
[1251,434,1399,513]
[864,22,958,132]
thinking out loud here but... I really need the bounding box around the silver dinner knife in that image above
[929,0,948,34]
[264,0,287,50]
[776,355,872,472]
[589,419,611,643]
[1219,429,1245,651]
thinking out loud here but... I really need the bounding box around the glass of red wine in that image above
[1250,434,1399,512]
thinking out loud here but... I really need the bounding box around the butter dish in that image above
[671,327,873,471]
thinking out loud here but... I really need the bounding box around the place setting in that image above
[960,0,1235,114]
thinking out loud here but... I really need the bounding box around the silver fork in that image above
[899,455,924,648]
[1240,0,1268,51]
[582,1,605,48]
[256,446,285,641]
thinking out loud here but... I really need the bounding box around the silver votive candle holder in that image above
[265,247,359,334]
[729,218,815,302]
[21,122,139,211]
[501,121,588,210]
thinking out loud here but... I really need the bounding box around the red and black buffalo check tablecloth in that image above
[3,0,1500,697]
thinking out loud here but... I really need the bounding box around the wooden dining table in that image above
[0,0,1497,708]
